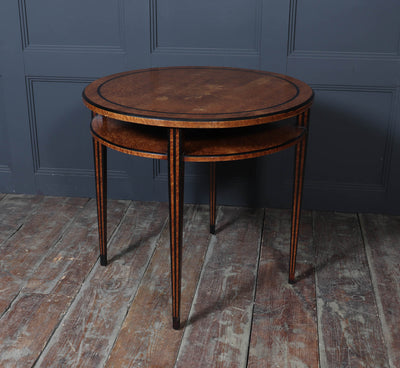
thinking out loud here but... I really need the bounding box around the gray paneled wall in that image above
[0,0,399,213]
[0,76,12,192]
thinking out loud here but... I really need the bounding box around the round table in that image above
[82,66,314,330]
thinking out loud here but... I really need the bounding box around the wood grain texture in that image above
[289,110,309,283]
[83,67,313,128]
[91,116,168,160]
[1,195,398,367]
[93,138,108,265]
[91,116,306,163]
[168,128,184,329]
[0,198,129,367]
[35,201,167,367]
[0,194,44,245]
[247,209,318,368]
[0,196,88,317]
[175,206,263,368]
[105,204,212,368]
[314,212,390,368]
[359,214,400,368]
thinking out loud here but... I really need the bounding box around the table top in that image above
[83,66,313,128]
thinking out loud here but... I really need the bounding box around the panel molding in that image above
[0,76,11,174]
[18,0,127,54]
[153,160,210,183]
[0,165,11,174]
[287,50,400,62]
[25,76,128,179]
[22,45,127,54]
[153,160,163,180]
[287,0,400,59]
[304,181,388,194]
[307,84,399,194]
[26,76,93,173]
[149,0,262,56]
[153,160,204,182]
[35,167,127,180]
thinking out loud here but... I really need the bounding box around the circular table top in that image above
[83,66,313,128]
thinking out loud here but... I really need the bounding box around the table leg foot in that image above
[100,255,107,266]
[173,317,180,330]
[93,138,108,267]
[209,162,216,234]
[210,225,216,235]
[168,128,184,330]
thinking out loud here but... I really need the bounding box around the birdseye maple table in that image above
[82,66,314,330]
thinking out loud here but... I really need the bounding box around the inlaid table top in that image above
[83,66,314,128]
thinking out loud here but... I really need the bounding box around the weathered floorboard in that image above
[105,204,212,368]
[359,213,400,368]
[247,209,319,368]
[314,212,390,368]
[175,206,263,368]
[0,199,129,367]
[35,201,168,367]
[0,194,398,367]
[0,196,88,317]
[0,194,44,246]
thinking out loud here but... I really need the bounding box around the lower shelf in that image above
[91,116,306,162]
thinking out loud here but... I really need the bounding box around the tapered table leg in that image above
[93,138,108,266]
[168,128,184,330]
[209,162,216,234]
[289,109,310,284]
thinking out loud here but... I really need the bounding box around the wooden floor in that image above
[0,194,399,367]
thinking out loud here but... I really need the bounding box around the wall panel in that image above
[306,87,395,189]
[149,0,268,68]
[0,0,399,212]
[151,0,261,54]
[20,0,126,52]
[290,0,400,56]
[0,76,13,191]
[26,77,93,173]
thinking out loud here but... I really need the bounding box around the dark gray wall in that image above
[1,1,399,213]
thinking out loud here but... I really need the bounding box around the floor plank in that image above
[175,206,263,368]
[359,213,400,368]
[0,194,399,367]
[247,209,319,368]
[314,212,390,368]
[105,204,212,368]
[0,194,44,246]
[35,201,166,367]
[0,196,88,317]
[0,199,129,367]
